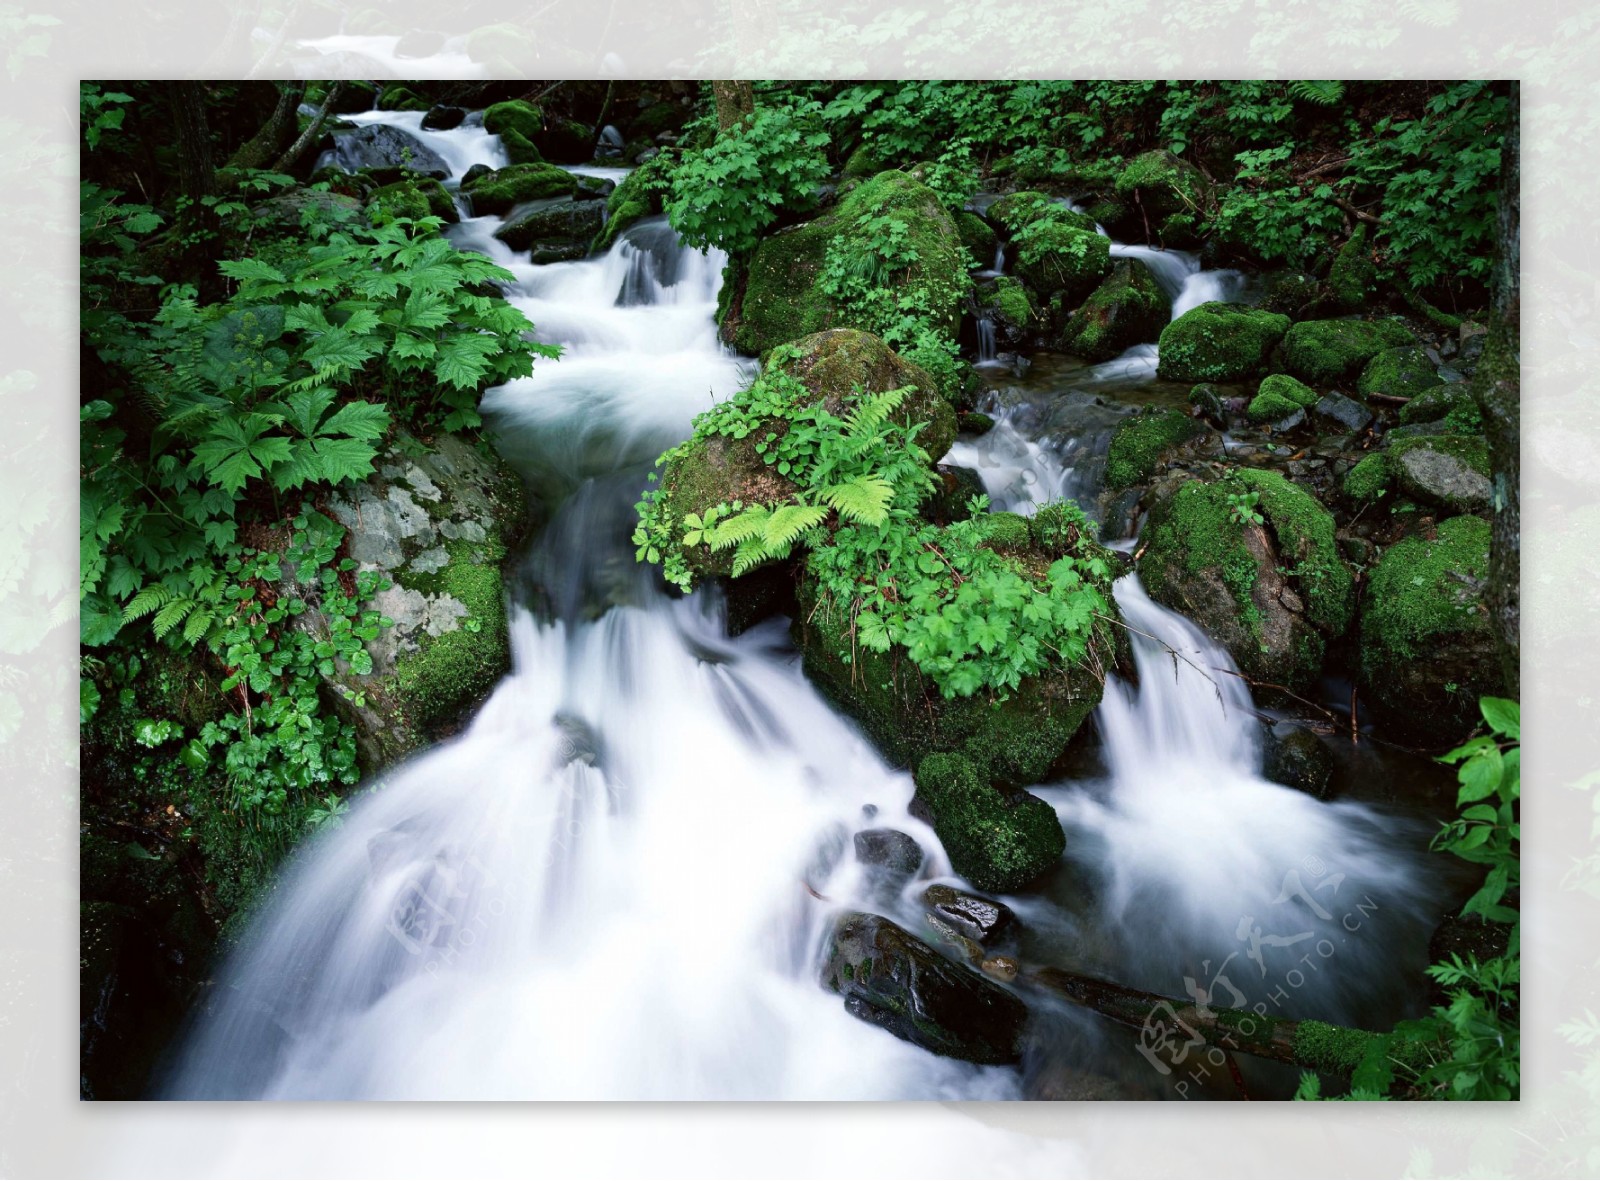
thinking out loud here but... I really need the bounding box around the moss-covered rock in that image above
[535,117,595,164]
[462,162,579,215]
[955,210,998,269]
[1058,258,1166,361]
[912,753,1066,893]
[657,330,955,583]
[590,162,665,253]
[1246,373,1318,422]
[1103,407,1206,491]
[483,100,545,165]
[986,191,1097,237]
[727,170,967,356]
[1388,435,1492,515]
[377,84,431,113]
[1359,515,1502,743]
[492,197,606,261]
[1343,452,1391,501]
[1357,345,1444,401]
[1012,221,1112,303]
[1397,382,1483,432]
[311,432,531,772]
[843,142,885,179]
[366,177,458,224]
[1138,470,1354,689]
[1279,318,1415,385]
[1327,224,1377,311]
[1156,302,1291,383]
[1113,150,1211,244]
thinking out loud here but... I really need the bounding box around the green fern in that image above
[1288,80,1345,106]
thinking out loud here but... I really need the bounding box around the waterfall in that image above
[163,111,1440,1101]
[975,316,1000,366]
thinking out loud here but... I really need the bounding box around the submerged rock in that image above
[1157,302,1290,383]
[854,828,925,896]
[1138,470,1354,690]
[725,170,967,356]
[1358,515,1502,743]
[822,911,1028,1065]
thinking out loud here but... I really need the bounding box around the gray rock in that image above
[1261,722,1336,799]
[853,828,924,896]
[822,911,1028,1065]
[324,122,449,179]
[923,883,1016,946]
[1394,445,1492,514]
[422,105,467,131]
[1314,392,1373,434]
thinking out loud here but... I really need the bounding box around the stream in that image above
[163,113,1449,1101]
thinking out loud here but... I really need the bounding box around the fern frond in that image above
[123,583,172,620]
[1289,80,1344,106]
[820,476,894,526]
[762,503,828,549]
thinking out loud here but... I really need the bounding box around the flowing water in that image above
[163,114,1446,1100]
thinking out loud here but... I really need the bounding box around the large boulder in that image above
[1102,407,1206,491]
[1389,435,1492,515]
[322,122,449,179]
[591,158,668,253]
[955,210,998,269]
[1011,221,1112,303]
[822,911,1028,1064]
[1058,258,1167,361]
[483,99,545,165]
[307,431,532,772]
[912,753,1065,893]
[493,196,606,261]
[463,162,584,215]
[1138,469,1354,689]
[1156,302,1291,383]
[1358,515,1503,743]
[1279,318,1415,385]
[725,170,967,356]
[1112,150,1212,245]
[654,329,954,584]
[1357,344,1443,401]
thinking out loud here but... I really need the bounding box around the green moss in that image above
[955,211,998,270]
[462,162,577,215]
[1235,468,1353,635]
[731,170,966,356]
[991,274,1034,329]
[592,162,665,253]
[1246,375,1317,423]
[377,85,431,113]
[912,753,1065,893]
[1279,317,1415,384]
[1358,345,1444,401]
[1327,224,1376,310]
[392,538,510,730]
[978,511,1032,551]
[1114,150,1210,241]
[1247,389,1304,422]
[1362,515,1489,663]
[843,142,884,179]
[986,191,1097,236]
[1141,480,1260,629]
[1343,453,1391,501]
[1058,258,1166,362]
[1012,221,1112,301]
[1292,1019,1378,1074]
[1029,499,1097,559]
[484,99,542,142]
[368,178,458,224]
[1397,381,1478,428]
[1156,302,1291,382]
[1103,408,1205,490]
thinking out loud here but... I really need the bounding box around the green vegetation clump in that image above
[1280,317,1415,384]
[1343,453,1392,500]
[1327,224,1376,309]
[1114,149,1211,242]
[1103,408,1205,490]
[592,154,675,253]
[1247,373,1318,421]
[986,191,1096,236]
[367,178,457,224]
[1058,258,1166,361]
[991,274,1035,330]
[377,85,431,113]
[912,753,1065,892]
[1156,302,1291,382]
[462,162,578,215]
[1011,219,1111,301]
[1235,468,1353,636]
[1358,344,1444,401]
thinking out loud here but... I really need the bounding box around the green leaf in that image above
[1479,697,1519,740]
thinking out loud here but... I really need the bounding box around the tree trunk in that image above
[225,82,306,173]
[711,81,755,134]
[275,82,345,176]
[166,82,219,289]
[1473,82,1520,695]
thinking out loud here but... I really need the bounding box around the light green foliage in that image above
[1156,302,1291,382]
[1103,408,1204,490]
[666,99,831,256]
[1280,317,1415,384]
[1226,490,1264,526]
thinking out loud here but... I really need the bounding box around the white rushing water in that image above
[165,113,1438,1100]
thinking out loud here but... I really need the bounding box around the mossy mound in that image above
[1343,453,1391,501]
[483,99,545,164]
[727,170,967,356]
[843,142,885,179]
[912,753,1066,893]
[1247,373,1318,422]
[657,330,955,583]
[1327,224,1377,311]
[1397,382,1482,431]
[1156,302,1291,383]
[1012,222,1112,302]
[1058,258,1167,362]
[986,274,1035,338]
[591,161,667,253]
[955,211,998,269]
[1279,318,1415,385]
[1103,407,1206,491]
[462,162,579,215]
[1359,515,1503,742]
[535,117,596,164]
[377,84,431,113]
[1357,345,1444,401]
[1138,470,1353,688]
[1113,150,1211,244]
[986,191,1097,237]
[367,178,458,224]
